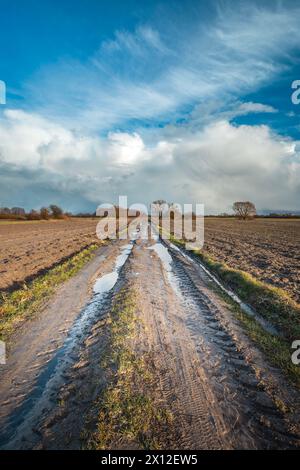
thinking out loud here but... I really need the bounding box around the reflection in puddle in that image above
[93,243,133,295]
[0,241,135,449]
[148,243,172,271]
[148,242,182,298]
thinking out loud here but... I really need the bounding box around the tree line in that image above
[0,205,69,220]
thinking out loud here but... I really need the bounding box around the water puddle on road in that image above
[149,236,279,337]
[148,242,182,298]
[93,243,133,294]
[0,241,135,449]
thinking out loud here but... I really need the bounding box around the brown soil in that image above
[1,232,299,450]
[0,219,99,292]
[204,218,300,302]
[1,217,299,304]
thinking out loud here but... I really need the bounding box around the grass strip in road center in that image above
[85,287,173,450]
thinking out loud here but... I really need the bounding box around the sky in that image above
[0,0,300,213]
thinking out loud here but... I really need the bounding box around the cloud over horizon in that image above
[0,107,299,213]
[1,0,300,212]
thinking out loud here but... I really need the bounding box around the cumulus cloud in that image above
[2,2,300,212]
[0,108,299,213]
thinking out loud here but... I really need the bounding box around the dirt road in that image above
[0,226,299,449]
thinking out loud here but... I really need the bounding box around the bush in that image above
[27,210,41,220]
[49,204,64,219]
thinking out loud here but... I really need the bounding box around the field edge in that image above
[0,242,103,342]
[169,236,300,388]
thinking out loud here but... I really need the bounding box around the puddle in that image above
[148,243,172,271]
[0,241,135,449]
[147,230,274,336]
[93,243,133,294]
[148,242,182,298]
[93,272,118,294]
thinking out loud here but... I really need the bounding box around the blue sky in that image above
[0,0,300,212]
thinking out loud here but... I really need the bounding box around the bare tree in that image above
[0,207,11,215]
[151,200,168,217]
[233,201,256,220]
[11,207,25,216]
[40,207,50,219]
[49,204,64,219]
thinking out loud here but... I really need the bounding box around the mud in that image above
[204,218,300,303]
[0,240,130,448]
[0,226,299,449]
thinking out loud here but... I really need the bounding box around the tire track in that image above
[129,235,299,449]
[0,240,134,449]
[160,240,300,448]
[1,226,299,449]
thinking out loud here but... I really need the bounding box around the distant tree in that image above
[40,207,50,219]
[151,200,168,216]
[11,207,25,216]
[75,211,95,218]
[152,199,167,206]
[0,207,11,215]
[49,204,64,219]
[233,201,256,220]
[219,212,231,217]
[27,209,41,220]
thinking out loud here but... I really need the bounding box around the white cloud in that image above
[107,131,145,165]
[2,2,300,212]
[100,25,170,57]
[235,102,277,115]
[0,109,299,212]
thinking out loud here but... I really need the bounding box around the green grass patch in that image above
[86,288,173,450]
[192,249,300,343]
[0,243,101,341]
[169,234,300,343]
[218,290,300,389]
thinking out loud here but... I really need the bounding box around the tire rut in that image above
[163,241,299,449]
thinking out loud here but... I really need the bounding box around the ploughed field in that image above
[204,218,300,303]
[0,219,99,292]
[0,217,299,305]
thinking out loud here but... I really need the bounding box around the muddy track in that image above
[157,240,300,448]
[0,229,299,449]
[0,240,132,449]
